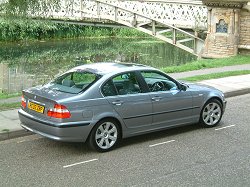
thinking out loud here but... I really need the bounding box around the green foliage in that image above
[0,17,148,42]
[0,1,147,40]
[112,28,148,37]
[2,0,60,16]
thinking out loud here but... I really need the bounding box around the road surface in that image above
[1,94,250,186]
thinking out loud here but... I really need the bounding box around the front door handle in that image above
[152,96,162,102]
[112,101,124,106]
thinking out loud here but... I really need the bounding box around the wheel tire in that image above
[200,99,223,128]
[88,119,121,152]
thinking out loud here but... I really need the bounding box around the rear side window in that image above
[47,71,101,94]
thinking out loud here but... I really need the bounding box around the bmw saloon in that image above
[19,63,227,152]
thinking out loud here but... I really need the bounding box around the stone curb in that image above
[224,88,250,98]
[0,129,32,141]
[1,88,250,142]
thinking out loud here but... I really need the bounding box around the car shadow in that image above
[41,123,215,154]
[118,123,203,149]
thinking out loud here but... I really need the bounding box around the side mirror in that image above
[180,83,188,91]
[121,74,129,80]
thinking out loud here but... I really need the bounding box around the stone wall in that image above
[204,34,237,58]
[239,9,250,53]
[202,8,238,58]
[202,0,250,58]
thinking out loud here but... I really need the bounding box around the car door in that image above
[102,72,153,129]
[140,71,194,127]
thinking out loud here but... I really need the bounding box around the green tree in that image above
[1,0,60,16]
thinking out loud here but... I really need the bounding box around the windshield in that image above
[46,70,101,94]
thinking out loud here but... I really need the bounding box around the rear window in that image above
[46,71,101,94]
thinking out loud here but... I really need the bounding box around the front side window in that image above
[102,72,142,96]
[141,71,178,92]
[45,71,101,94]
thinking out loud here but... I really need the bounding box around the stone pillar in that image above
[239,2,250,54]
[202,0,249,58]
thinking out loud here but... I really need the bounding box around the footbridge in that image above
[0,0,208,56]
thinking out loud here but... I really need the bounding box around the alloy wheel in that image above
[202,102,222,126]
[95,121,118,150]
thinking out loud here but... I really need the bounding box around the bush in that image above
[0,17,148,42]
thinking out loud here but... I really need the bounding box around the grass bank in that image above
[182,70,250,82]
[162,55,250,73]
[0,92,21,99]
[0,102,20,111]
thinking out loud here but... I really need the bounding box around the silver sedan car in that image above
[19,63,226,152]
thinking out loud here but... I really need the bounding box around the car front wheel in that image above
[200,99,223,127]
[89,119,120,152]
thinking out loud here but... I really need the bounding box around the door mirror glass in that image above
[180,83,188,91]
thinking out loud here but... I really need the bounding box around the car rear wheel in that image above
[89,119,120,152]
[200,99,222,127]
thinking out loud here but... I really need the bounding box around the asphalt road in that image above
[1,94,250,187]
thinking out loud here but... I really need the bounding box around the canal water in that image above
[0,38,196,93]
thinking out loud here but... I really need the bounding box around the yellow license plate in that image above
[28,102,45,114]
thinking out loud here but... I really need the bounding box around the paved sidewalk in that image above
[1,71,250,141]
[199,74,250,97]
[0,109,32,140]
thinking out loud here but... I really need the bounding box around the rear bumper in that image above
[18,109,93,142]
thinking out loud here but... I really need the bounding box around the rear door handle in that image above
[152,96,162,102]
[112,101,124,106]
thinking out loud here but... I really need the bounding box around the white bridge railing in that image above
[0,0,207,30]
[82,0,207,30]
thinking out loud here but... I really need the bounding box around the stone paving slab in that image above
[0,109,21,133]
[0,109,19,120]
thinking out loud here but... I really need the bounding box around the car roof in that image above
[71,62,157,75]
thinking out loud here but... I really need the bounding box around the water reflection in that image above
[0,38,196,93]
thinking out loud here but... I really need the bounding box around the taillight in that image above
[21,95,26,108]
[47,104,71,119]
